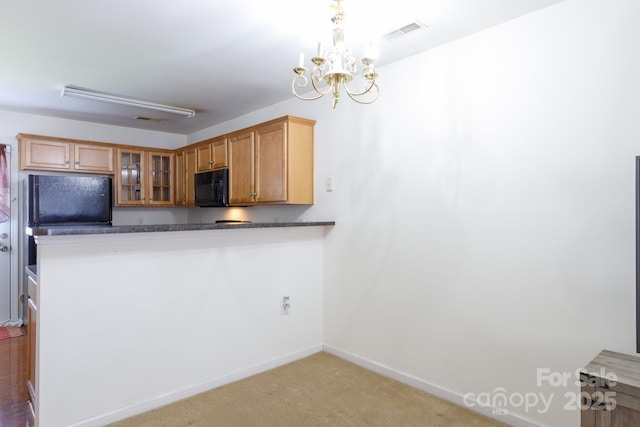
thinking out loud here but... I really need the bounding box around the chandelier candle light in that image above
[292,0,379,108]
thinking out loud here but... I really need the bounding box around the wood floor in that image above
[0,327,29,427]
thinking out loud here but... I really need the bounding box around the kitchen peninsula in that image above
[29,221,333,427]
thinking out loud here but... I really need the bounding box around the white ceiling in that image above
[0,0,563,135]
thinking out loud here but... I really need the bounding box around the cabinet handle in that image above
[75,161,80,165]
[65,160,69,164]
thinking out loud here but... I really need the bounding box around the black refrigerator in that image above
[24,174,113,264]
[22,174,112,323]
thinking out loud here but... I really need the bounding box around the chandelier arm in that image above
[344,81,379,104]
[291,74,326,101]
[345,90,379,105]
[309,78,334,96]
[292,88,325,101]
[309,67,333,96]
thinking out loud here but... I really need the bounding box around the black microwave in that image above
[195,169,229,207]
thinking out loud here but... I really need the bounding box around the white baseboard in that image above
[323,344,546,427]
[69,343,548,427]
[71,344,323,427]
[0,320,23,327]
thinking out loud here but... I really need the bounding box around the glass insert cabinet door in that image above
[116,149,174,206]
[148,152,174,205]
[117,149,144,205]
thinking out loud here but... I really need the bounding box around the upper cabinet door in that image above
[196,137,228,172]
[184,149,197,206]
[148,152,174,206]
[74,143,113,173]
[212,138,228,169]
[20,138,71,171]
[254,121,287,203]
[116,149,145,206]
[196,143,213,172]
[176,148,198,206]
[175,150,185,205]
[228,131,255,205]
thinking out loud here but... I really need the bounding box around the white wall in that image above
[190,1,640,425]
[112,207,188,226]
[36,227,325,426]
[327,0,639,425]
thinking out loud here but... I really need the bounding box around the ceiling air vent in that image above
[134,116,167,122]
[384,20,427,41]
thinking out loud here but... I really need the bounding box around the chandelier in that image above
[291,0,379,108]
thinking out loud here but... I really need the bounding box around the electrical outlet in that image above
[281,296,291,315]
[137,216,144,225]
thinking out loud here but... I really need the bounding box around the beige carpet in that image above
[109,352,507,427]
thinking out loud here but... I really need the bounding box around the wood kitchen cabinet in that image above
[196,137,227,172]
[18,114,314,208]
[116,148,175,206]
[228,130,255,205]
[18,133,114,173]
[116,149,145,205]
[581,350,640,426]
[148,151,174,206]
[175,147,196,206]
[176,150,184,204]
[228,116,315,205]
[26,273,37,424]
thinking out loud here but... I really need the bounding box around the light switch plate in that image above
[325,177,334,192]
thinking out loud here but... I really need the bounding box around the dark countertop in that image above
[26,221,335,237]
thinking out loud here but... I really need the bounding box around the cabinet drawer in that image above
[28,275,37,306]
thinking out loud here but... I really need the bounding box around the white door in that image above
[0,144,10,322]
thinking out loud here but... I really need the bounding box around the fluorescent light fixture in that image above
[61,85,196,118]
